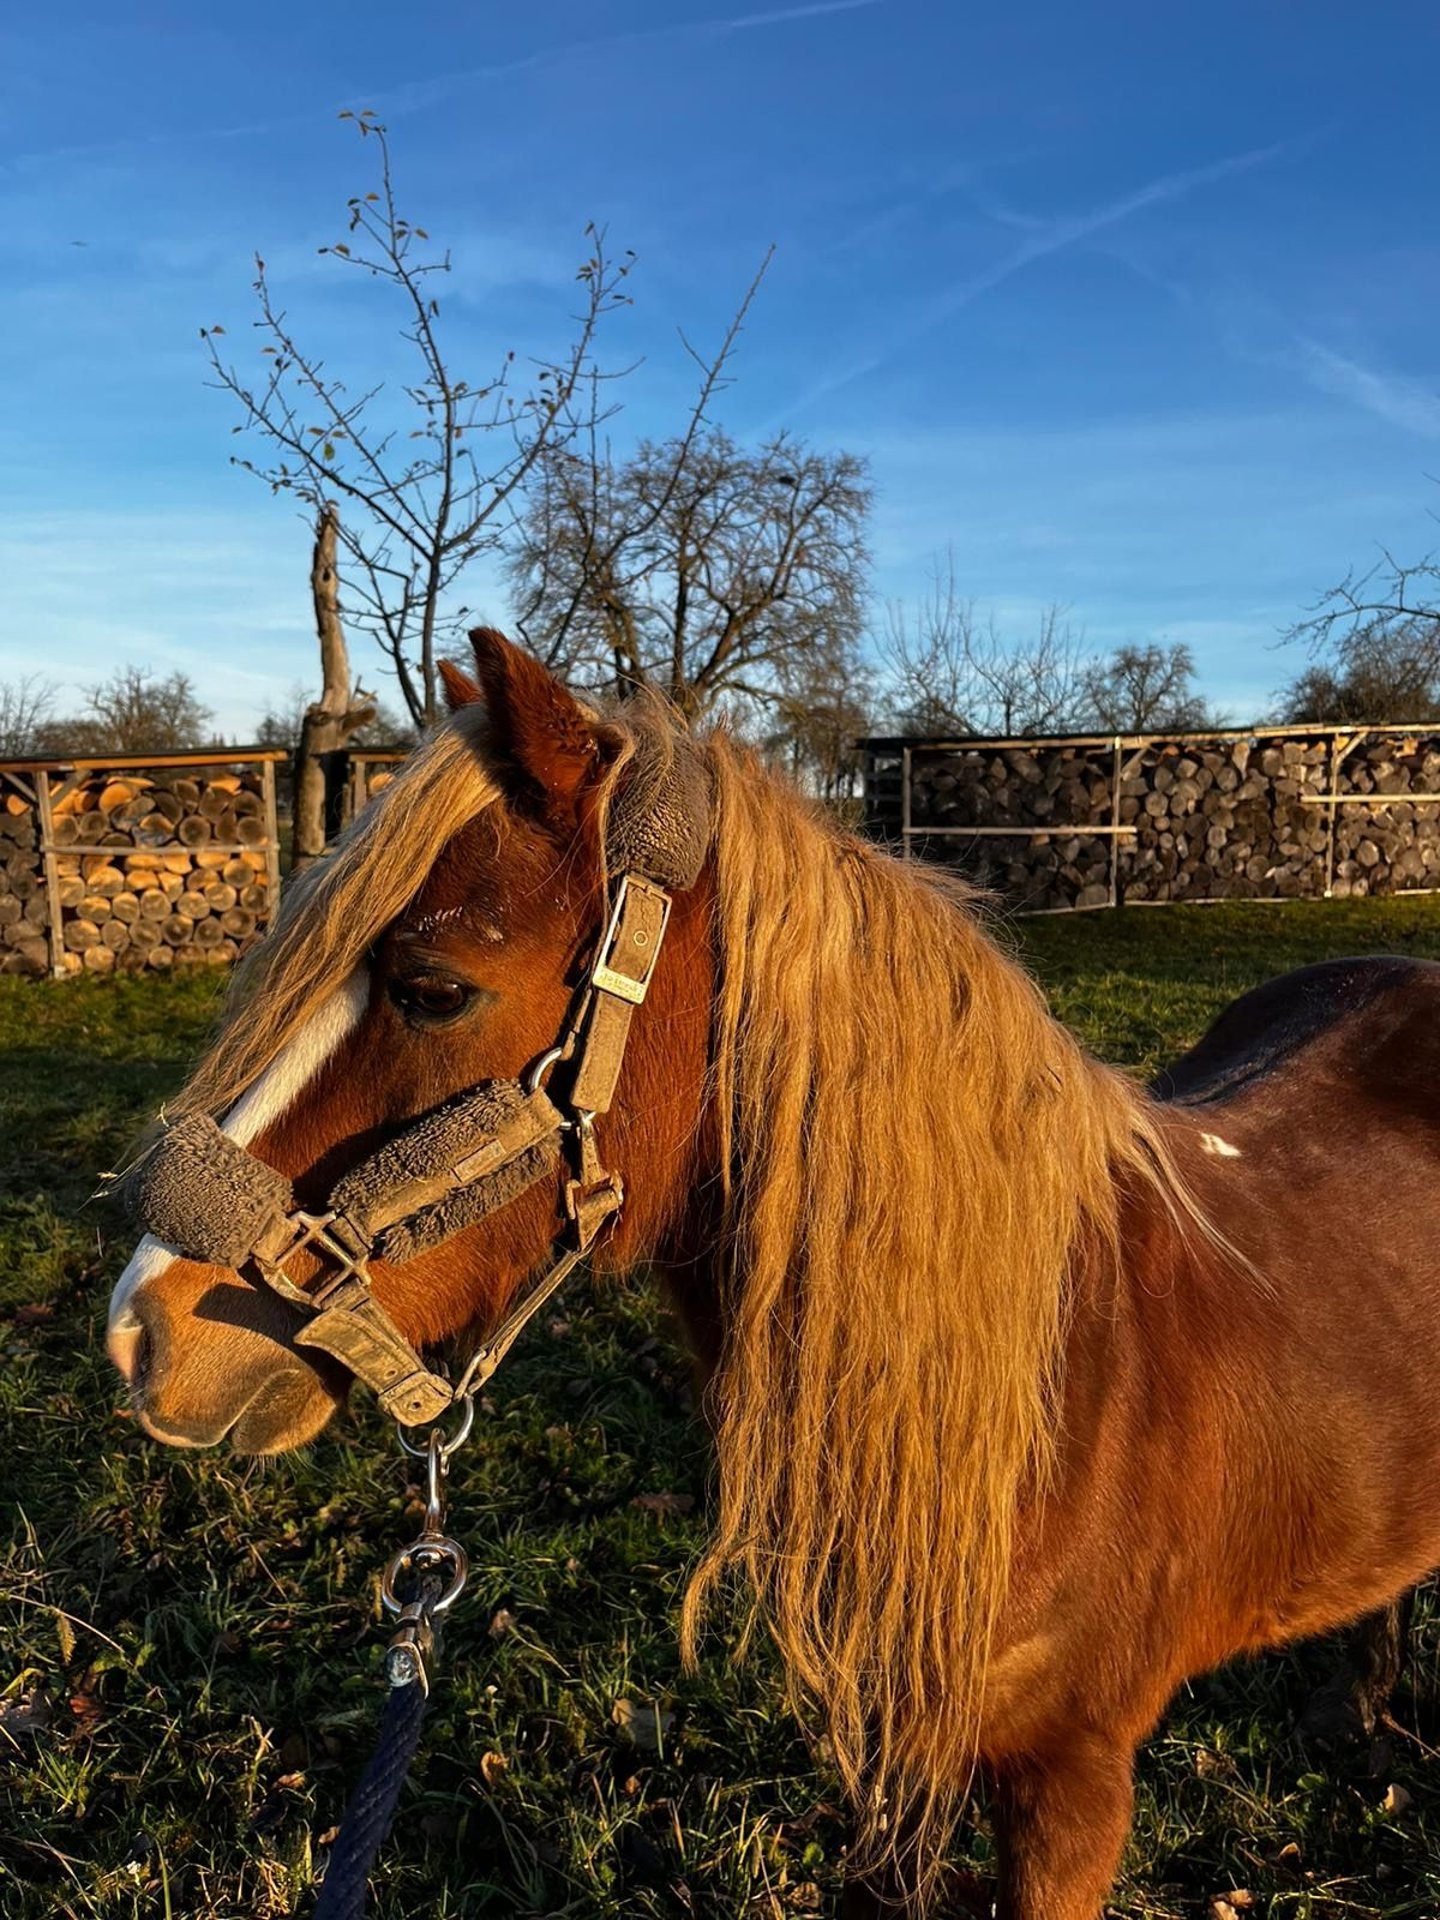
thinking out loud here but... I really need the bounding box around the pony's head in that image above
[107,630,715,1452]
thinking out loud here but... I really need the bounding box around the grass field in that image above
[2,897,1439,1918]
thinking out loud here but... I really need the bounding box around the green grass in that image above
[2,899,1439,1917]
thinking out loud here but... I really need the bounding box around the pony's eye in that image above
[388,973,477,1026]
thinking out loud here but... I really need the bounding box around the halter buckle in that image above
[590,873,671,1006]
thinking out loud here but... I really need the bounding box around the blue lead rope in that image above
[311,1677,430,1920]
[309,1421,471,1919]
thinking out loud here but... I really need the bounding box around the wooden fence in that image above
[859,723,1440,913]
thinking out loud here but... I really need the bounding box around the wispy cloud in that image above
[790,136,1294,415]
[719,0,878,27]
[374,2,882,117]
[1292,338,1440,438]
[1,3,884,178]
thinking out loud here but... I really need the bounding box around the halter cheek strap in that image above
[126,717,708,1423]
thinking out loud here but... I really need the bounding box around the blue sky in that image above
[3,0,1439,734]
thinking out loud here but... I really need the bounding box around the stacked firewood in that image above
[887,731,1440,911]
[0,799,49,974]
[1331,740,1440,896]
[908,742,1117,911]
[1119,739,1333,905]
[0,770,273,976]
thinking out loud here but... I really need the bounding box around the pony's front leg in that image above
[991,1733,1136,1920]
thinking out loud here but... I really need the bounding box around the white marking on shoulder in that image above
[1199,1131,1242,1159]
[109,1231,182,1329]
[222,971,368,1146]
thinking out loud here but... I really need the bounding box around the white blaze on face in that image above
[219,970,370,1149]
[107,972,369,1353]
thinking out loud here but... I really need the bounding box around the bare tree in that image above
[0,676,57,756]
[1290,549,1440,652]
[881,553,1086,736]
[1280,539,1440,724]
[1082,642,1219,732]
[511,424,870,719]
[506,253,870,726]
[1275,613,1440,724]
[204,112,634,727]
[760,625,875,806]
[290,505,377,870]
[37,667,214,755]
[257,683,413,752]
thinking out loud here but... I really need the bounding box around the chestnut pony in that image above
[109,630,1440,1917]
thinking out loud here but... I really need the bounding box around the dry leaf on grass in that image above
[612,1697,676,1753]
[0,1688,51,1735]
[631,1491,695,1517]
[67,1675,104,1735]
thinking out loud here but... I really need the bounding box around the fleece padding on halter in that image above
[126,1112,296,1271]
[330,1080,565,1267]
[606,719,712,891]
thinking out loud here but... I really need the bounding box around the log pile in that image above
[908,742,1117,911]
[872,727,1440,911]
[0,768,274,976]
[0,798,49,975]
[1332,738,1440,897]
[1120,738,1333,905]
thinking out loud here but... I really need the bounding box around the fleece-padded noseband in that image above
[132,1083,565,1277]
[332,1080,564,1265]
[124,717,711,1425]
[129,1113,295,1271]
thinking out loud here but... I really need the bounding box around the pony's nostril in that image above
[107,1307,152,1393]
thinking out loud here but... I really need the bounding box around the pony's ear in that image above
[467,626,619,825]
[438,657,482,712]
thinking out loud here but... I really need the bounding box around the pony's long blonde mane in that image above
[683,734,1184,1880]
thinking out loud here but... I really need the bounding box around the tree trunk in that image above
[292,504,376,872]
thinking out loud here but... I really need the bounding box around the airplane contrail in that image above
[791,137,1294,416]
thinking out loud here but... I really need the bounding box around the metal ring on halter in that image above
[395,1392,475,1461]
[524,1044,565,1095]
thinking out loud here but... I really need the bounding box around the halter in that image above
[126,727,709,1426]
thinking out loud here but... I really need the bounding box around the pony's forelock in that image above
[175,707,506,1121]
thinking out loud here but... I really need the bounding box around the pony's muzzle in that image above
[106,1246,346,1452]
[106,1299,151,1393]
